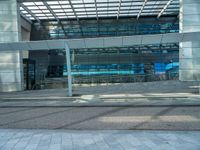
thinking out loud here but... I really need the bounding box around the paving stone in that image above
[0,129,199,150]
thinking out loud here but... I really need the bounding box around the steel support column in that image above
[65,43,72,96]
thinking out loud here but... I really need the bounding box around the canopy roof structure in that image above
[0,32,199,51]
[18,0,179,22]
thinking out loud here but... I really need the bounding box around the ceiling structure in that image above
[19,0,179,22]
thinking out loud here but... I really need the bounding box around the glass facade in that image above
[29,16,179,85]
[31,17,178,40]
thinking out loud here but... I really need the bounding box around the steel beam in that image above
[137,0,148,20]
[157,0,173,18]
[117,0,122,20]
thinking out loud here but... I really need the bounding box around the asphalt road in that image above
[0,106,199,130]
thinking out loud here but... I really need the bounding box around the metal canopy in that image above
[0,32,200,51]
[19,0,179,21]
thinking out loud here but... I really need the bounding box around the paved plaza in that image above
[0,82,200,149]
[0,129,200,150]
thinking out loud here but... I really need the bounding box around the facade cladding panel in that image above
[179,0,200,81]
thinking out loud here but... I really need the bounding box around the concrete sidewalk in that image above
[0,129,200,150]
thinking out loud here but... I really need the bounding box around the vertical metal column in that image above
[65,43,72,96]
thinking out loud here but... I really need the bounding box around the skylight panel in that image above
[38,6,47,9]
[34,2,44,5]
[42,10,50,13]
[76,12,87,15]
[29,17,35,20]
[31,10,42,13]
[85,8,96,11]
[97,3,107,7]
[66,12,75,15]
[87,15,96,17]
[98,14,108,17]
[26,14,31,17]
[23,2,35,6]
[27,6,38,10]
[61,5,71,8]
[84,4,95,7]
[68,16,76,18]
[84,0,95,3]
[38,16,48,19]
[64,9,73,12]
[53,9,64,13]
[50,5,61,9]
[86,12,96,15]
[35,14,46,17]
[59,1,69,4]
[75,8,85,11]
[56,13,66,16]
[20,7,24,11]
[57,16,67,19]
[48,16,55,19]
[45,14,53,16]
[73,4,84,8]
[47,1,59,5]
[21,10,28,14]
[71,0,82,4]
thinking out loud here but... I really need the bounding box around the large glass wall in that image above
[31,16,178,40]
[29,16,179,86]
[44,44,179,85]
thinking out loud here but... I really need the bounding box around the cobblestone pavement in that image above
[0,129,200,150]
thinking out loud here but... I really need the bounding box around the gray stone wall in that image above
[0,0,23,92]
[179,0,200,81]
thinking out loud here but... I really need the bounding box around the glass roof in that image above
[20,0,179,21]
